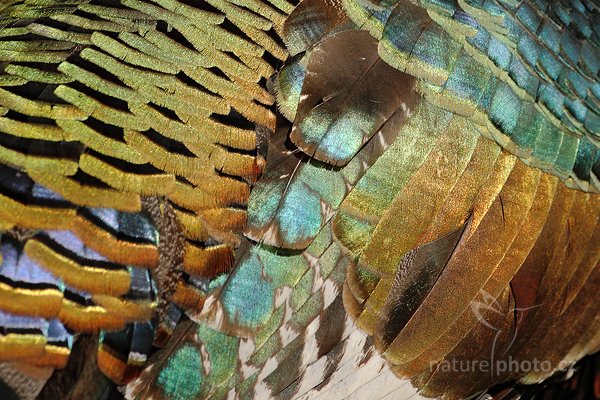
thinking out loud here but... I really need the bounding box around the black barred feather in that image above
[0,0,599,399]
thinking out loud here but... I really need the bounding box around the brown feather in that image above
[291,29,417,166]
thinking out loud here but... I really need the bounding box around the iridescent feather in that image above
[0,0,599,400]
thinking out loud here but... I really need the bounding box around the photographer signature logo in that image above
[432,288,554,377]
[469,288,544,376]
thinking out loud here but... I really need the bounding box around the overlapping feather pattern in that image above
[0,0,598,399]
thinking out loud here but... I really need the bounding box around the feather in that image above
[282,0,349,57]
[0,0,600,399]
[290,29,417,167]
[379,219,470,349]
[274,53,309,121]
[0,0,290,389]
[247,31,418,249]
[345,0,600,192]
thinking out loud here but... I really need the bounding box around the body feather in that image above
[0,0,598,399]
